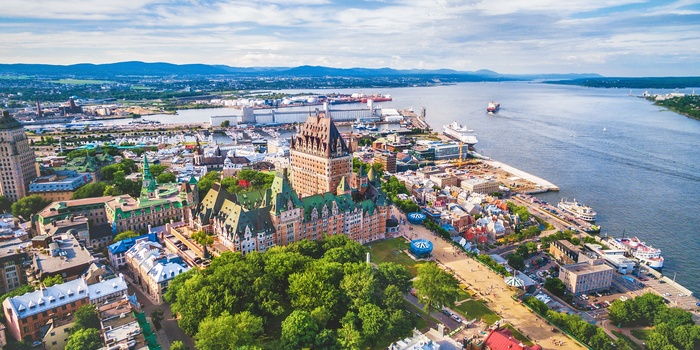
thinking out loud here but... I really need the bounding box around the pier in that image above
[483,159,560,193]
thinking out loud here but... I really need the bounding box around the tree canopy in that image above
[71,181,109,199]
[412,262,460,313]
[113,230,139,242]
[165,236,416,349]
[73,304,100,331]
[11,195,51,221]
[65,328,102,350]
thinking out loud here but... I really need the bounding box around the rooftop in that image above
[561,260,613,275]
[32,235,96,276]
[4,278,89,319]
[87,275,128,302]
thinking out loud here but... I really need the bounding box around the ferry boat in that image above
[353,122,367,130]
[487,102,500,113]
[608,237,664,269]
[443,122,478,146]
[557,198,596,221]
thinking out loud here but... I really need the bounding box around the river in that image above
[85,82,700,294]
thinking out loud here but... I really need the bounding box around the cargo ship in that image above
[443,122,478,146]
[487,102,500,113]
[558,198,596,221]
[361,94,392,103]
[608,237,664,269]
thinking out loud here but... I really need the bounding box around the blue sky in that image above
[1,0,699,76]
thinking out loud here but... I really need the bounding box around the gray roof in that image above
[87,275,127,301]
[0,110,23,130]
[4,278,88,319]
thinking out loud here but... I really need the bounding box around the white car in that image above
[679,293,686,297]
[451,314,462,322]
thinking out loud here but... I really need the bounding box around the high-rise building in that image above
[0,110,37,202]
[289,112,352,198]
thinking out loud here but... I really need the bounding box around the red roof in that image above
[483,327,542,350]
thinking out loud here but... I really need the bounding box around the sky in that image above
[1,0,699,76]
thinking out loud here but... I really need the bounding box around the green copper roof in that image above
[188,175,198,185]
[337,176,351,193]
[269,169,302,215]
[356,164,367,177]
[367,166,377,183]
[0,111,23,130]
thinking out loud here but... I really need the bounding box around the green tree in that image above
[191,230,214,258]
[65,328,102,350]
[340,264,376,310]
[195,311,263,350]
[0,196,11,213]
[413,263,460,313]
[338,311,363,350]
[507,253,525,271]
[358,303,387,348]
[156,172,176,183]
[544,278,566,297]
[376,262,412,293]
[113,230,139,242]
[383,285,405,311]
[281,310,318,350]
[73,304,100,331]
[220,120,230,127]
[654,307,694,328]
[170,341,189,350]
[71,182,108,199]
[314,328,338,350]
[526,241,538,254]
[148,164,168,177]
[42,275,63,287]
[11,195,51,220]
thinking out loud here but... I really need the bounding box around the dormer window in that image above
[38,299,45,305]
[28,301,35,309]
[58,293,65,300]
[67,289,74,296]
[17,304,25,312]
[48,296,55,303]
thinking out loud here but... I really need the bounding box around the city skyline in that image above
[1,0,699,77]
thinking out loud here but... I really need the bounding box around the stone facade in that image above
[191,113,389,255]
[0,111,38,202]
[289,112,352,198]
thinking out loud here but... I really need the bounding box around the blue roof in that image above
[107,233,157,255]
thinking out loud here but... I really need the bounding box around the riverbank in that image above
[483,159,560,193]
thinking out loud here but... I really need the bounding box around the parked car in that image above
[442,309,452,316]
[451,314,462,322]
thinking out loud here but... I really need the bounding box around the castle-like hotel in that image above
[33,112,389,255]
[190,112,389,254]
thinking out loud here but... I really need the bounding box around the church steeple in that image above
[142,155,157,198]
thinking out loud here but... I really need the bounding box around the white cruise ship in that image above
[558,198,596,221]
[443,122,478,146]
[607,237,664,269]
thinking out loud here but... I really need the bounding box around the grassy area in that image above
[453,300,501,324]
[503,324,534,346]
[51,78,113,85]
[617,331,644,350]
[630,328,652,341]
[456,287,472,302]
[367,238,420,276]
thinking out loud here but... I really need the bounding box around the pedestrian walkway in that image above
[391,206,588,350]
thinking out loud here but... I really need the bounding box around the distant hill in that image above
[0,61,600,81]
[546,77,700,88]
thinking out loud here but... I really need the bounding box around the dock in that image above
[483,159,560,192]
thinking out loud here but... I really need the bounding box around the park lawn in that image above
[617,331,644,350]
[503,324,534,346]
[453,300,501,324]
[367,238,419,276]
[630,328,652,341]
[456,286,472,301]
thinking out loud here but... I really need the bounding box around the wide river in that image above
[113,82,700,294]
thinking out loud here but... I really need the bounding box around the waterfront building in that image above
[35,156,199,236]
[0,110,38,202]
[28,170,93,202]
[460,177,501,195]
[559,259,614,295]
[289,112,353,198]
[549,239,588,265]
[189,113,390,255]
[124,240,189,304]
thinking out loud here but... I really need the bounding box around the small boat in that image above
[487,101,500,113]
[353,123,367,130]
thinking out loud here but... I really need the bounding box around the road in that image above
[125,274,196,349]
[391,206,588,350]
[405,293,463,331]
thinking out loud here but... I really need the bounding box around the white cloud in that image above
[0,0,698,75]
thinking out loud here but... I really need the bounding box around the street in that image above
[390,206,588,349]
